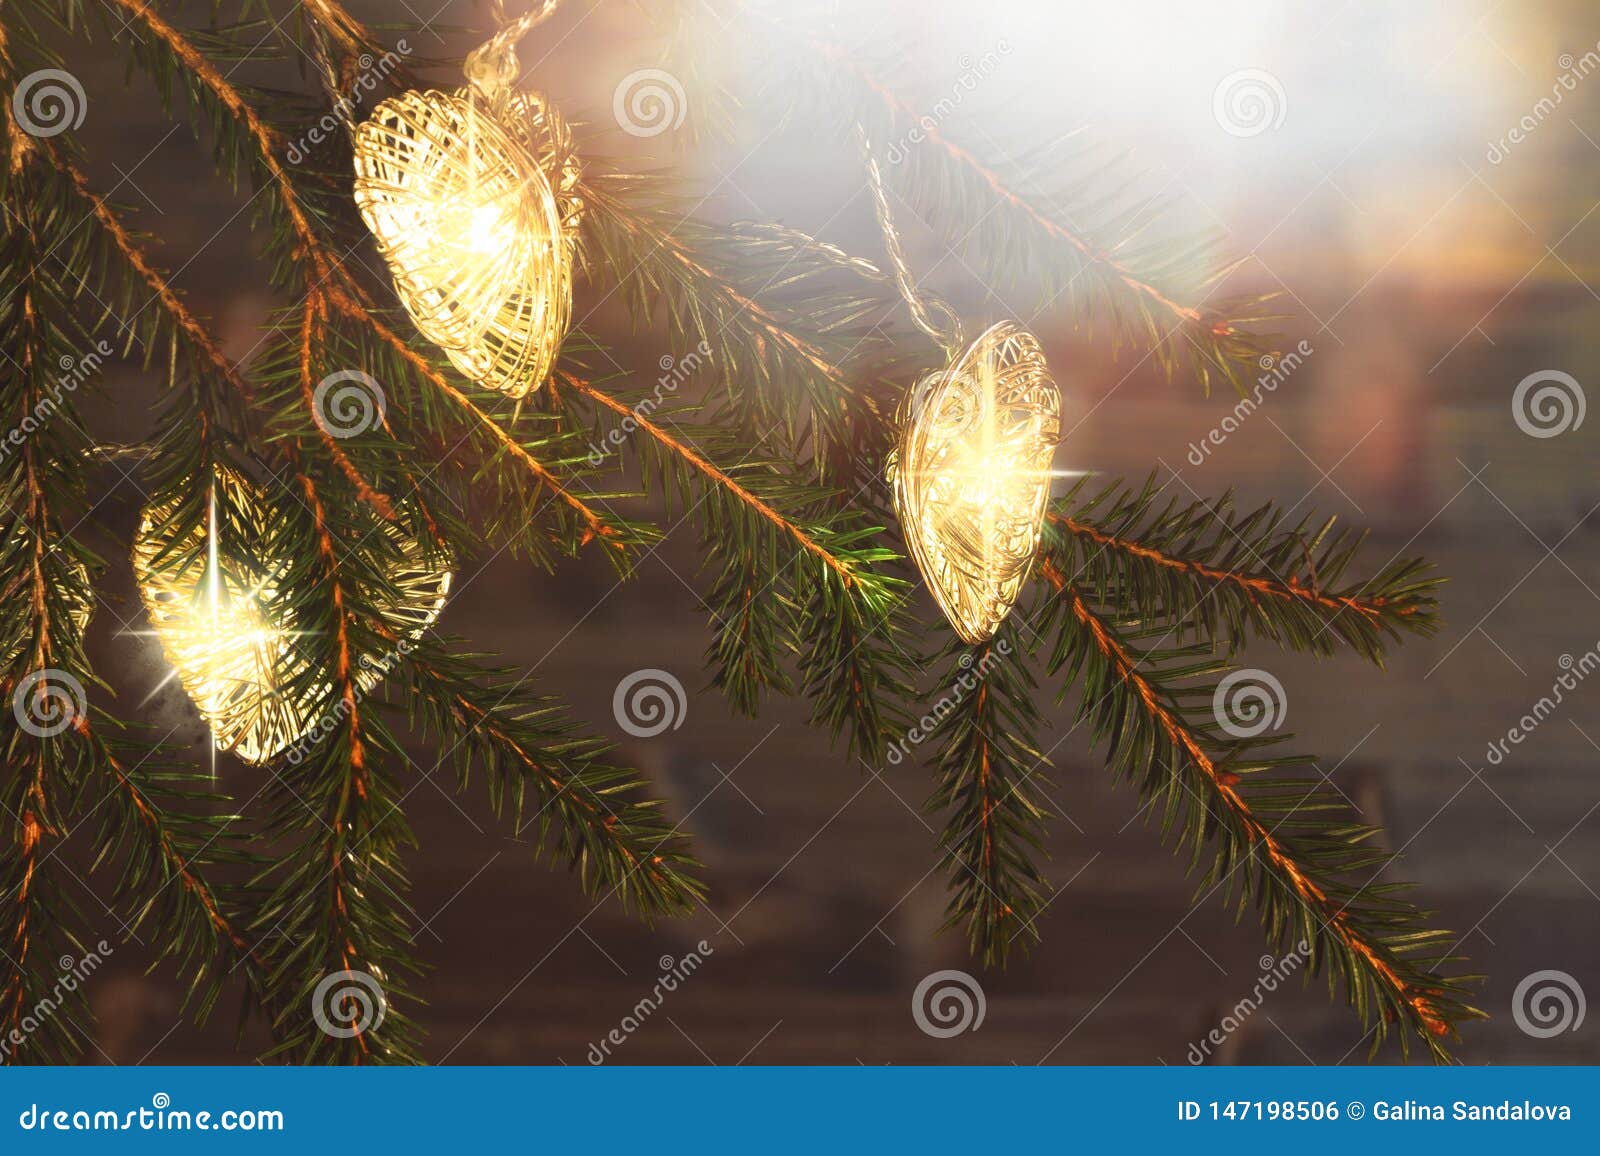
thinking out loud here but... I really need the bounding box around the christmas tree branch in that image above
[83,723,267,1018]
[247,475,429,1063]
[0,91,105,1057]
[580,171,872,453]
[347,304,632,555]
[811,36,1217,331]
[558,370,856,584]
[1035,559,1479,1058]
[925,627,1051,965]
[556,360,911,739]
[404,643,705,916]
[298,296,397,521]
[105,0,337,284]
[1051,478,1440,663]
[732,8,1279,395]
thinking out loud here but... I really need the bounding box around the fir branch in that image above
[0,101,104,1060]
[745,10,1280,395]
[247,471,429,1064]
[104,0,337,285]
[297,295,397,521]
[924,626,1051,965]
[80,719,265,1019]
[347,303,638,558]
[556,363,912,752]
[1050,477,1441,664]
[1034,559,1480,1058]
[403,643,705,916]
[559,370,856,584]
[579,170,878,457]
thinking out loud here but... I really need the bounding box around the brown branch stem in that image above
[1050,512,1403,621]
[1040,560,1448,1037]
[559,371,855,584]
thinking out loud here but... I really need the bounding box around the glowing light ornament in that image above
[862,132,1062,643]
[890,323,1061,643]
[351,3,581,398]
[132,470,451,765]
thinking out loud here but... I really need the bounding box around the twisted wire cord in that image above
[856,125,962,353]
[728,220,892,283]
[306,20,355,133]
[467,0,565,97]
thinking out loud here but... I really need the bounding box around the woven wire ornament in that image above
[132,470,451,765]
[861,129,1062,643]
[352,12,581,398]
[890,324,1061,643]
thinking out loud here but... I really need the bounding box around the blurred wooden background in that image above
[35,0,1600,1063]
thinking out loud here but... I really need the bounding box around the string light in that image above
[890,322,1061,643]
[132,471,451,765]
[856,127,1062,643]
[352,51,581,398]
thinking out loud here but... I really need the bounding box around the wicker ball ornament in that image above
[133,470,451,765]
[888,322,1061,644]
[352,86,581,398]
